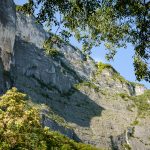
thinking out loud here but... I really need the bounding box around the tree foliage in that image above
[0,88,100,150]
[17,0,150,82]
[16,0,34,15]
[43,35,60,57]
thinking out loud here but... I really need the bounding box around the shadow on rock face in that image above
[0,0,15,27]
[0,2,9,27]
[55,89,104,127]
[11,37,104,128]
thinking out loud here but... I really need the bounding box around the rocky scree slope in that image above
[0,0,150,149]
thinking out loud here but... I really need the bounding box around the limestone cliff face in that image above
[0,0,16,93]
[0,0,16,71]
[0,1,150,149]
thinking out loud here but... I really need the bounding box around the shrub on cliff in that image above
[0,88,100,150]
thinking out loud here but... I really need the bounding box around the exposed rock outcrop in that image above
[0,1,150,149]
[0,0,16,93]
[0,0,16,71]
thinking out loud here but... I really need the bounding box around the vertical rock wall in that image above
[0,0,16,71]
[0,0,16,93]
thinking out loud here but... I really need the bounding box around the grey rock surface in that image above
[0,0,16,93]
[40,108,80,142]
[0,0,16,71]
[93,67,144,96]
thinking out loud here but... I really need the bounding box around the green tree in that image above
[0,88,100,150]
[0,88,46,149]
[17,0,150,82]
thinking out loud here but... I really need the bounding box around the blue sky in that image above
[14,0,150,89]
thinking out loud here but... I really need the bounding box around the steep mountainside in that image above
[0,0,150,150]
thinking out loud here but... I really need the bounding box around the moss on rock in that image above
[74,81,100,92]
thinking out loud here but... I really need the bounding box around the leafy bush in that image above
[96,62,112,73]
[16,2,34,15]
[0,88,44,150]
[0,88,101,150]
[43,36,60,57]
[16,5,25,12]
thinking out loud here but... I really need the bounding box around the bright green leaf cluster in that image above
[16,0,34,15]
[43,36,60,57]
[0,88,101,150]
[96,62,112,74]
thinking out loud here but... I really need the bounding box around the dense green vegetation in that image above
[0,88,101,150]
